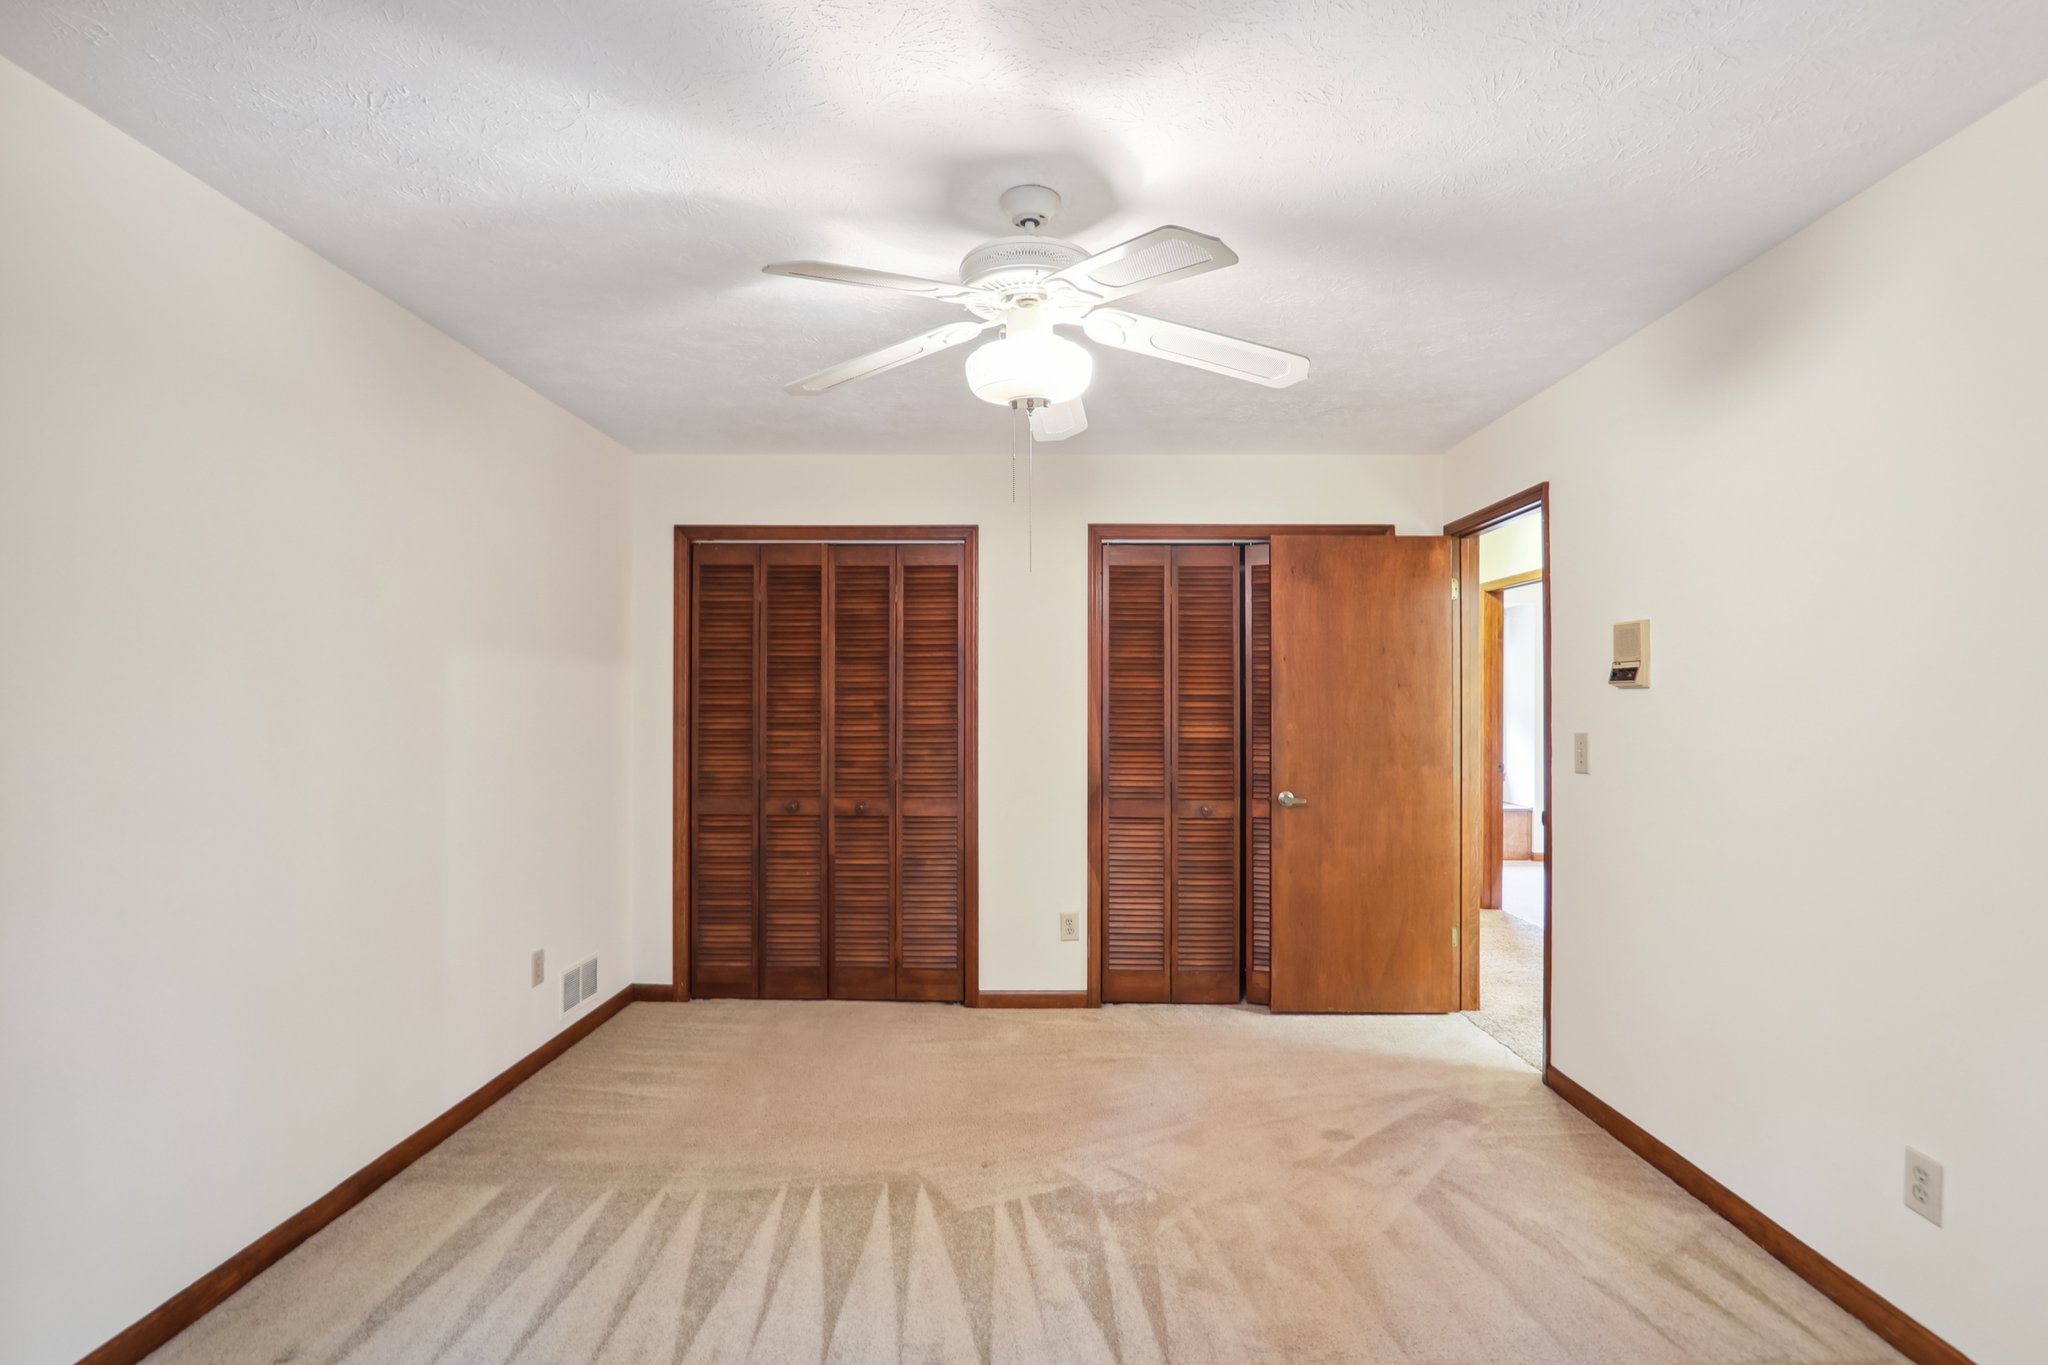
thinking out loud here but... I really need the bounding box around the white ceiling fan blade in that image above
[763,261,993,306]
[785,319,995,395]
[1044,226,1238,304]
[1081,308,1310,388]
[1029,398,1087,442]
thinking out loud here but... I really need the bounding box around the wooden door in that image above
[1100,544,1241,1003]
[1482,588,1505,911]
[1268,534,1460,1013]
[1101,546,1171,1001]
[896,545,968,1001]
[1244,543,1273,1006]
[759,545,827,998]
[1170,546,1241,1003]
[691,536,969,1004]
[692,544,762,997]
[828,546,895,999]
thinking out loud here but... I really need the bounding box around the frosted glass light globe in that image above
[965,331,1093,405]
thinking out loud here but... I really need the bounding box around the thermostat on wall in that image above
[1610,619,1650,688]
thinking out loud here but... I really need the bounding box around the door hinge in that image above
[1450,578,1460,600]
[1452,923,1461,949]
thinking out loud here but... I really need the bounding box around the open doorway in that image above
[1448,492,1550,1068]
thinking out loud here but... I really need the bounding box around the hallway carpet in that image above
[1465,908,1544,1068]
[148,1002,1901,1364]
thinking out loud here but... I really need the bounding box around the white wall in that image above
[629,452,1443,991]
[0,58,633,1364]
[1446,78,2048,1365]
[1478,509,1543,585]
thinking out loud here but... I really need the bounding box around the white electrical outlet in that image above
[1573,732,1590,774]
[531,949,545,988]
[1059,913,1080,942]
[1904,1149,1944,1226]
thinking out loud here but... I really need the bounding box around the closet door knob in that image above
[1199,804,1213,818]
[785,800,800,814]
[855,801,867,816]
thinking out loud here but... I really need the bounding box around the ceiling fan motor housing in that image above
[959,236,1090,294]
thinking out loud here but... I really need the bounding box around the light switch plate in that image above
[1573,732,1590,774]
[1904,1148,1943,1226]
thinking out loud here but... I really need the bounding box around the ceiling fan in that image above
[763,185,1311,442]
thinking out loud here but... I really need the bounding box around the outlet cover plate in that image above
[1904,1148,1943,1226]
[1059,913,1080,942]
[532,949,545,988]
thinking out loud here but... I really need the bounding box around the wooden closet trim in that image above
[674,525,980,1005]
[1086,523,1395,1007]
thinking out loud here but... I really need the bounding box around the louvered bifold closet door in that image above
[1171,546,1242,1003]
[1244,542,1273,1006]
[828,546,896,999]
[692,544,762,998]
[896,543,967,1002]
[759,545,827,998]
[1102,545,1172,1002]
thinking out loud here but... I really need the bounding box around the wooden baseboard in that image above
[975,990,1093,1008]
[82,983,672,1365]
[1544,1067,1972,1365]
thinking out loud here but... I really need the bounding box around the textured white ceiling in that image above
[4,2,2045,454]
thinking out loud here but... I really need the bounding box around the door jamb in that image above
[1086,523,1395,1007]
[1443,486,1551,1066]
[673,525,980,1005]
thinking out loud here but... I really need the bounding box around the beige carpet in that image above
[149,1002,1901,1364]
[1465,907,1545,1068]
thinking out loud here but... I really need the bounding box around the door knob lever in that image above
[1276,790,1307,807]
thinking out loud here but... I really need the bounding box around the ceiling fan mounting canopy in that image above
[998,182,1064,230]
[762,185,1311,441]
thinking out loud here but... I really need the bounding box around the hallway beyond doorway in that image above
[1466,859,1545,1066]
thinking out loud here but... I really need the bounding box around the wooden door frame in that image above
[1086,523,1395,1007]
[673,525,980,1005]
[1482,587,1505,912]
[1444,485,1551,1062]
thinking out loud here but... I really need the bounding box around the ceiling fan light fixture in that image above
[965,329,1094,406]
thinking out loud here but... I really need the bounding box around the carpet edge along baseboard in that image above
[1544,1065,1974,1365]
[78,982,672,1365]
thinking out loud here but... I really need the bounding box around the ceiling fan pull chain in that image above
[1009,401,1019,504]
[1027,400,1037,573]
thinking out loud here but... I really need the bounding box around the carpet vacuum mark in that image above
[148,1002,1902,1364]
